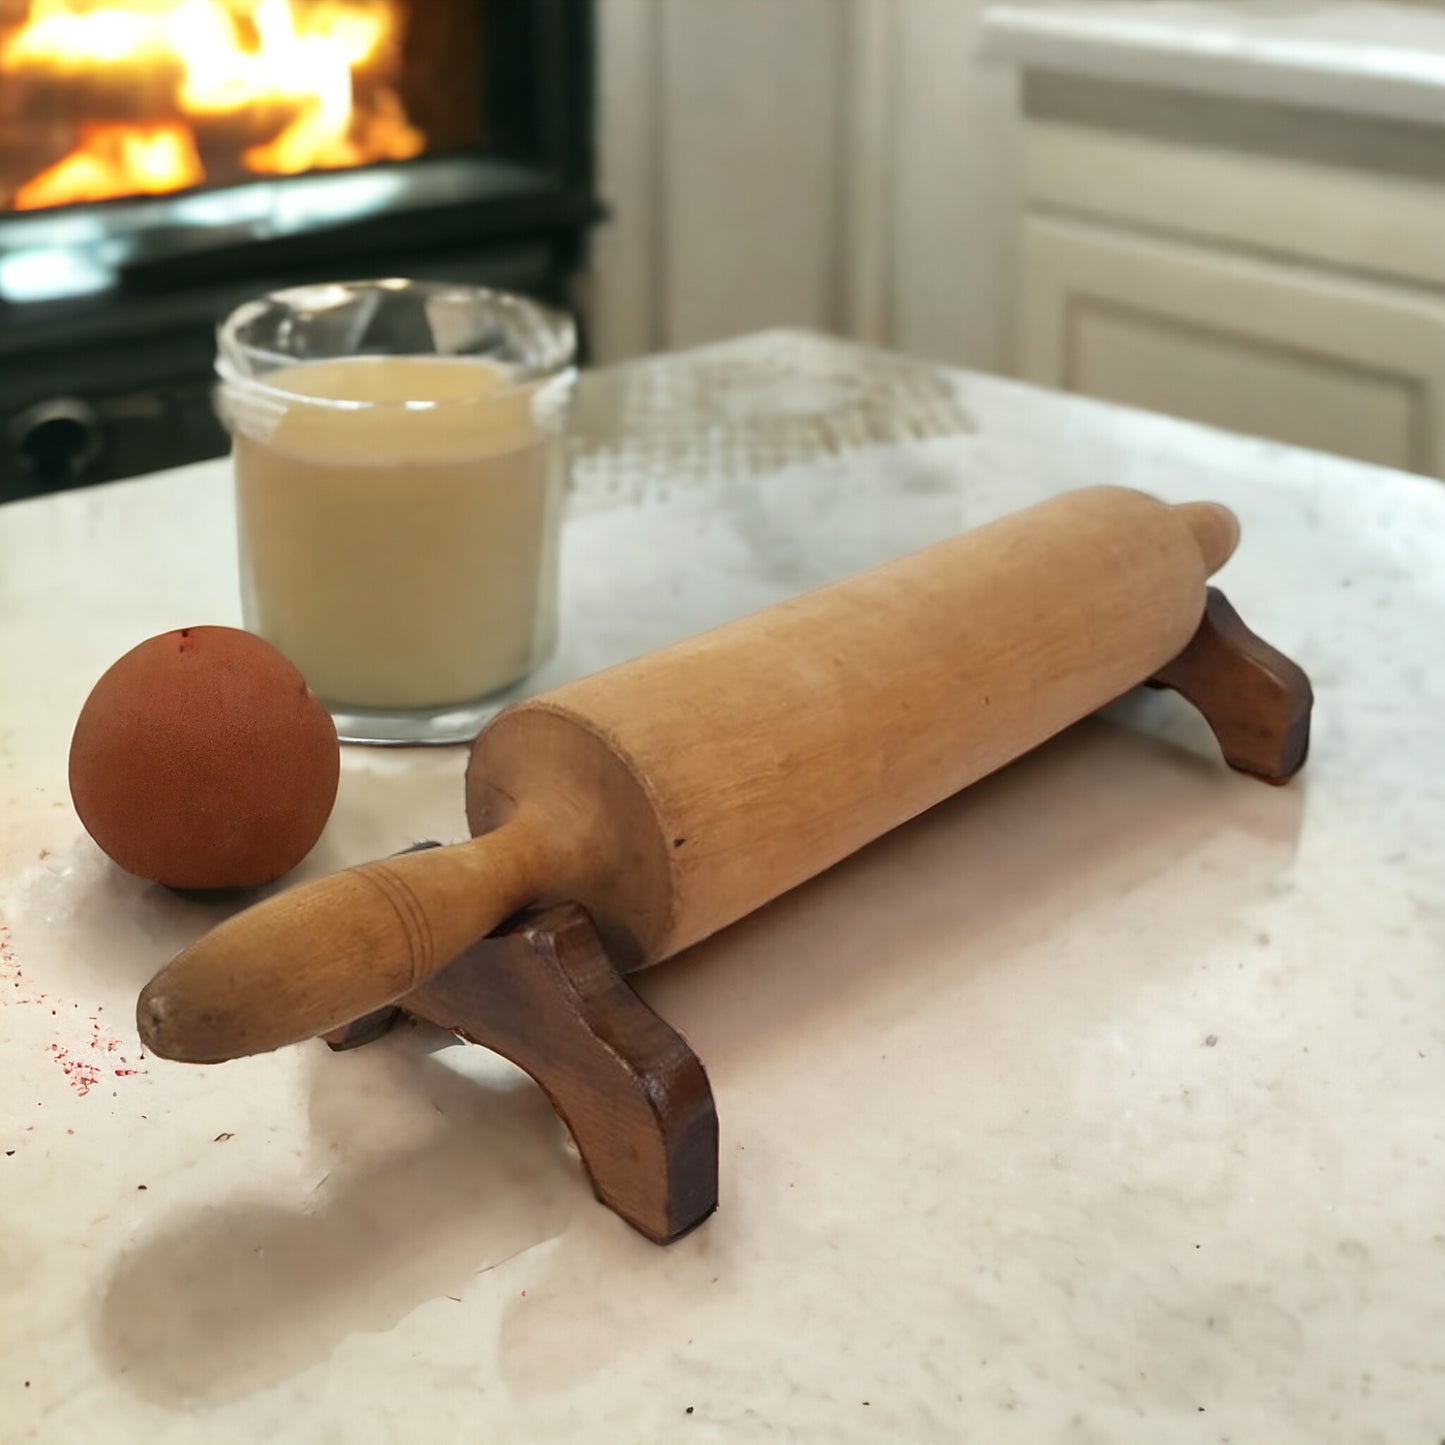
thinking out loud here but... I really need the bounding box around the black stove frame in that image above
[0,0,598,501]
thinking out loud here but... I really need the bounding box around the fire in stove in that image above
[0,0,428,211]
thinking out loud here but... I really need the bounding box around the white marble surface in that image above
[983,1,1445,126]
[1,332,1443,1442]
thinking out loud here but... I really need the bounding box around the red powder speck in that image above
[46,1025,146,1095]
[1,932,45,1007]
[6,928,146,1091]
[48,1044,103,1097]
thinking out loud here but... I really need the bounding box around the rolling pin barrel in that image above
[139,486,1237,1062]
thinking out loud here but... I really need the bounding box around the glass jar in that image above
[216,279,575,745]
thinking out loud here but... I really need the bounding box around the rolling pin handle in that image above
[1174,501,1240,576]
[323,840,438,1051]
[138,820,549,1063]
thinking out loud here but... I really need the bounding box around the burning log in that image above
[0,0,427,211]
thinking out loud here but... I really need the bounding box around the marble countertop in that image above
[2,332,1442,1442]
[982,1,1445,126]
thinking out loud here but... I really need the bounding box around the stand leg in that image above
[328,903,718,1245]
[1151,587,1312,784]
[324,1007,402,1050]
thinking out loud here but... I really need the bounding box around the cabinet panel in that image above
[1020,77,1445,291]
[1020,216,1445,476]
[1072,302,1420,472]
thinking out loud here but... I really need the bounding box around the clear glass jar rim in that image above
[215,278,577,413]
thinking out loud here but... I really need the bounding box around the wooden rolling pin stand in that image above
[325,584,1311,1245]
[327,896,717,1246]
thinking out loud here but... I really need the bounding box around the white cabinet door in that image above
[1019,215,1445,477]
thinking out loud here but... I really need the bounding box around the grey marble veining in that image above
[1,332,1441,1442]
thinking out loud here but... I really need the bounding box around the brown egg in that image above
[69,626,340,890]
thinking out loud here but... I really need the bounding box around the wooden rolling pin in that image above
[139,485,1239,1063]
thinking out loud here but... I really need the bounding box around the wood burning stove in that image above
[0,0,596,499]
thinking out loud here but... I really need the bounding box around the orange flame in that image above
[14,121,205,209]
[2,0,426,210]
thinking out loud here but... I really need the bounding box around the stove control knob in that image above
[10,398,102,483]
